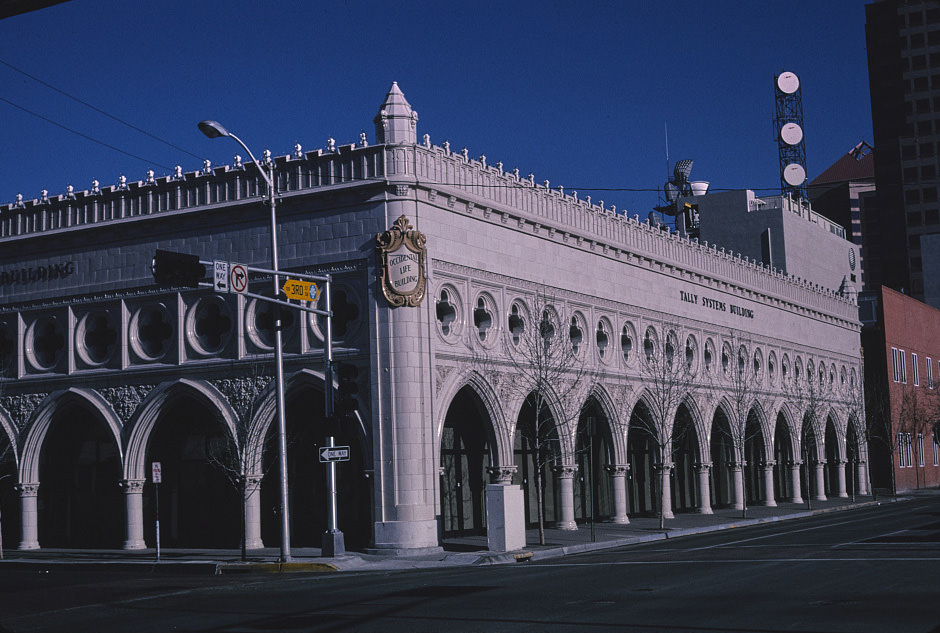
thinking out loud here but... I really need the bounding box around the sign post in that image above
[152,461,162,562]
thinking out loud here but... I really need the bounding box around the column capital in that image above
[119,479,146,493]
[604,464,630,476]
[762,460,777,468]
[693,462,712,473]
[551,464,578,479]
[487,465,517,484]
[15,482,39,497]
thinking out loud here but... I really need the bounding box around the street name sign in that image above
[282,279,320,302]
[318,446,350,462]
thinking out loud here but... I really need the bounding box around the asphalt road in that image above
[2,498,940,633]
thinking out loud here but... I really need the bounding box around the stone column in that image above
[244,475,264,550]
[605,465,630,524]
[121,479,146,550]
[814,462,827,501]
[694,463,713,515]
[834,460,848,498]
[790,462,804,504]
[553,465,578,530]
[654,463,675,520]
[762,462,777,507]
[370,207,441,555]
[17,483,39,550]
[487,466,517,485]
[856,460,870,495]
[730,462,745,511]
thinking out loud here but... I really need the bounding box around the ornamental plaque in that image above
[377,215,427,307]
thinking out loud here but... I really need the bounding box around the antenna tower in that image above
[774,71,808,199]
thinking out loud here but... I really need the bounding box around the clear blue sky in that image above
[0,0,873,216]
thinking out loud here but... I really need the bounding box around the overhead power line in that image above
[0,56,202,161]
[0,95,173,171]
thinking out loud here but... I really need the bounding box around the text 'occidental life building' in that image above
[0,84,865,554]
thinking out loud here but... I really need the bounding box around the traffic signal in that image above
[151,250,206,287]
[334,362,359,418]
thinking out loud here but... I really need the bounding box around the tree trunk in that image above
[535,462,546,546]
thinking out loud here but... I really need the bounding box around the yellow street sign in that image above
[281,279,320,302]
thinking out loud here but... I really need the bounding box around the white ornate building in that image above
[0,83,866,554]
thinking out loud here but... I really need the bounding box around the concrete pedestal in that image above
[485,484,526,552]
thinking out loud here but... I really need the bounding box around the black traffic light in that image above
[334,362,359,418]
[151,250,206,287]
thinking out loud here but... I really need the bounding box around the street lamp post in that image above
[198,120,292,563]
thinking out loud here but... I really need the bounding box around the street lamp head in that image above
[198,120,230,139]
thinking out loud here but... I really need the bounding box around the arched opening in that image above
[671,403,699,513]
[38,403,123,547]
[773,413,793,501]
[846,419,861,496]
[0,430,16,549]
[744,410,765,505]
[440,386,494,538]
[514,394,558,528]
[800,416,820,500]
[261,382,370,550]
[627,400,655,516]
[146,394,238,548]
[825,416,839,497]
[574,399,613,524]
[709,408,735,508]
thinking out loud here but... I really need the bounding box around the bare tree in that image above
[711,333,765,519]
[896,384,940,489]
[503,289,593,545]
[207,366,275,561]
[629,322,697,530]
[784,359,829,510]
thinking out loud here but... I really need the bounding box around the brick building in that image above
[863,286,940,493]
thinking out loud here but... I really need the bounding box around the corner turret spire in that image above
[374,82,418,145]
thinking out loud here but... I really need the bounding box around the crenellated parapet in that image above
[1,136,857,325]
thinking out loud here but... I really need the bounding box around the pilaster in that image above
[17,483,39,550]
[120,479,147,550]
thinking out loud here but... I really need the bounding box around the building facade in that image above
[866,0,940,303]
[862,286,940,493]
[0,84,866,554]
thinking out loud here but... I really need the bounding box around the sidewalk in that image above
[0,494,898,574]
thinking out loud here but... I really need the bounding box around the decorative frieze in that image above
[211,376,273,420]
[99,385,155,423]
[0,394,49,430]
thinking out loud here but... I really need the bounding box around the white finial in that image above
[359,131,369,147]
[14,193,24,207]
[40,189,49,203]
[65,184,75,199]
[496,161,503,171]
[173,166,182,179]
[480,155,486,168]
[293,143,303,158]
[327,137,336,152]
[528,173,535,183]
[461,148,469,161]
[543,180,550,188]
[233,155,243,169]
[202,159,212,175]
[92,179,101,194]
[443,140,450,153]
[263,149,272,165]
[512,167,520,178]
[117,175,127,189]
[146,170,155,185]
[422,133,430,148]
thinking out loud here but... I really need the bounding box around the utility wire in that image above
[0,57,202,161]
[0,95,173,171]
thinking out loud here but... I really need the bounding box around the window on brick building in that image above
[902,349,908,383]
[893,347,900,382]
[928,357,934,388]
[919,434,926,467]
[934,432,939,466]
[913,352,920,386]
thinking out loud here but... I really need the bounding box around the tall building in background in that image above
[866,0,940,304]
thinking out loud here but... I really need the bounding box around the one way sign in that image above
[319,446,351,462]
[214,261,229,292]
